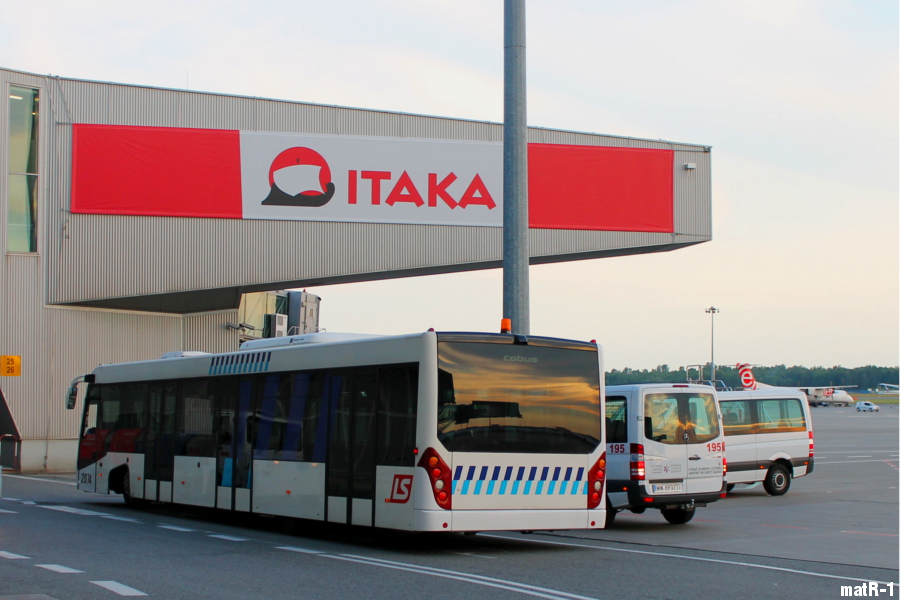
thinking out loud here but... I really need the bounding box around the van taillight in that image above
[723,456,727,475]
[809,430,814,458]
[629,444,645,480]
[588,452,606,509]
[417,447,452,510]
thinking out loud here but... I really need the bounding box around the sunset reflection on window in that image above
[437,341,601,454]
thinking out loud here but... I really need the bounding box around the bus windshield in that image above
[436,339,601,454]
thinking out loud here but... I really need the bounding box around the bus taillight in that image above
[629,444,645,480]
[418,447,452,510]
[808,430,814,458]
[587,452,606,509]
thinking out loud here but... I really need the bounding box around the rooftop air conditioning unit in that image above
[266,313,288,337]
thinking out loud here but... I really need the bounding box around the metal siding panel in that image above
[46,307,183,440]
[2,256,45,440]
[182,311,241,354]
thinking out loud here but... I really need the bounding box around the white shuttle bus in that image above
[67,331,607,532]
[717,388,814,496]
[604,384,726,526]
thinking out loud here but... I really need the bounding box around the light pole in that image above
[705,307,719,383]
[502,0,529,335]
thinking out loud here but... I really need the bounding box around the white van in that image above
[855,401,880,412]
[718,389,814,496]
[605,384,726,526]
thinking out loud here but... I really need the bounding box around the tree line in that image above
[605,364,899,391]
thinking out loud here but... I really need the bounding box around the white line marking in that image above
[815,459,894,465]
[158,525,194,532]
[0,497,21,501]
[2,474,76,486]
[91,581,148,596]
[481,535,894,586]
[848,455,873,458]
[103,516,142,523]
[277,546,324,554]
[326,554,600,600]
[0,551,30,559]
[209,534,246,541]
[39,505,110,517]
[0,509,17,514]
[21,500,35,505]
[36,564,85,574]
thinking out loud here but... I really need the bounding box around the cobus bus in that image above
[67,331,607,532]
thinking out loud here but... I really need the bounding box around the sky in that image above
[2,1,897,371]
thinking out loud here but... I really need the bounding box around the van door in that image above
[682,392,724,494]
[642,391,689,496]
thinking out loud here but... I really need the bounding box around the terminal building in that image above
[0,66,712,472]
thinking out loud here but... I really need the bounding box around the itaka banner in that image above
[71,124,674,232]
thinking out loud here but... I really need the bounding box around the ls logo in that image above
[386,474,414,504]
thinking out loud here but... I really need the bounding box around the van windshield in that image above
[644,392,720,444]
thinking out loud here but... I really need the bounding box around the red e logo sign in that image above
[386,474,413,504]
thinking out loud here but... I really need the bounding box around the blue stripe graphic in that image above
[449,464,591,496]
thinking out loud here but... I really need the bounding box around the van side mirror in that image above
[66,386,78,410]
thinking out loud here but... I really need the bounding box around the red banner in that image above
[72,125,243,218]
[528,144,673,232]
[71,125,673,232]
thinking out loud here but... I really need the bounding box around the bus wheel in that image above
[604,508,617,529]
[661,507,695,525]
[763,464,791,496]
[122,472,144,508]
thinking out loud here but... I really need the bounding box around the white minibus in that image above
[604,384,726,526]
[717,389,814,496]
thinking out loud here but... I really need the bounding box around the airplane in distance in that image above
[873,383,899,394]
[736,363,857,406]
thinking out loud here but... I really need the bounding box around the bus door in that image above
[327,369,378,526]
[225,378,255,512]
[212,377,239,510]
[76,388,101,493]
[642,391,689,496]
[143,383,177,502]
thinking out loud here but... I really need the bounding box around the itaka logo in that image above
[262,147,335,207]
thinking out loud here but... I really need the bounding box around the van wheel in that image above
[661,507,695,525]
[763,464,791,496]
[725,484,735,493]
[604,508,617,528]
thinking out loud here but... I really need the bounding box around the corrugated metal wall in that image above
[4,68,710,310]
[43,307,184,440]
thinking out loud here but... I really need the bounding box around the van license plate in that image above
[652,482,683,493]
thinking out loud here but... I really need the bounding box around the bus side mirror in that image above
[66,386,78,410]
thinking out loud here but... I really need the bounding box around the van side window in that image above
[605,395,627,444]
[758,398,806,433]
[721,400,754,435]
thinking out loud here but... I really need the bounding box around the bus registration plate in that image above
[651,482,683,493]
